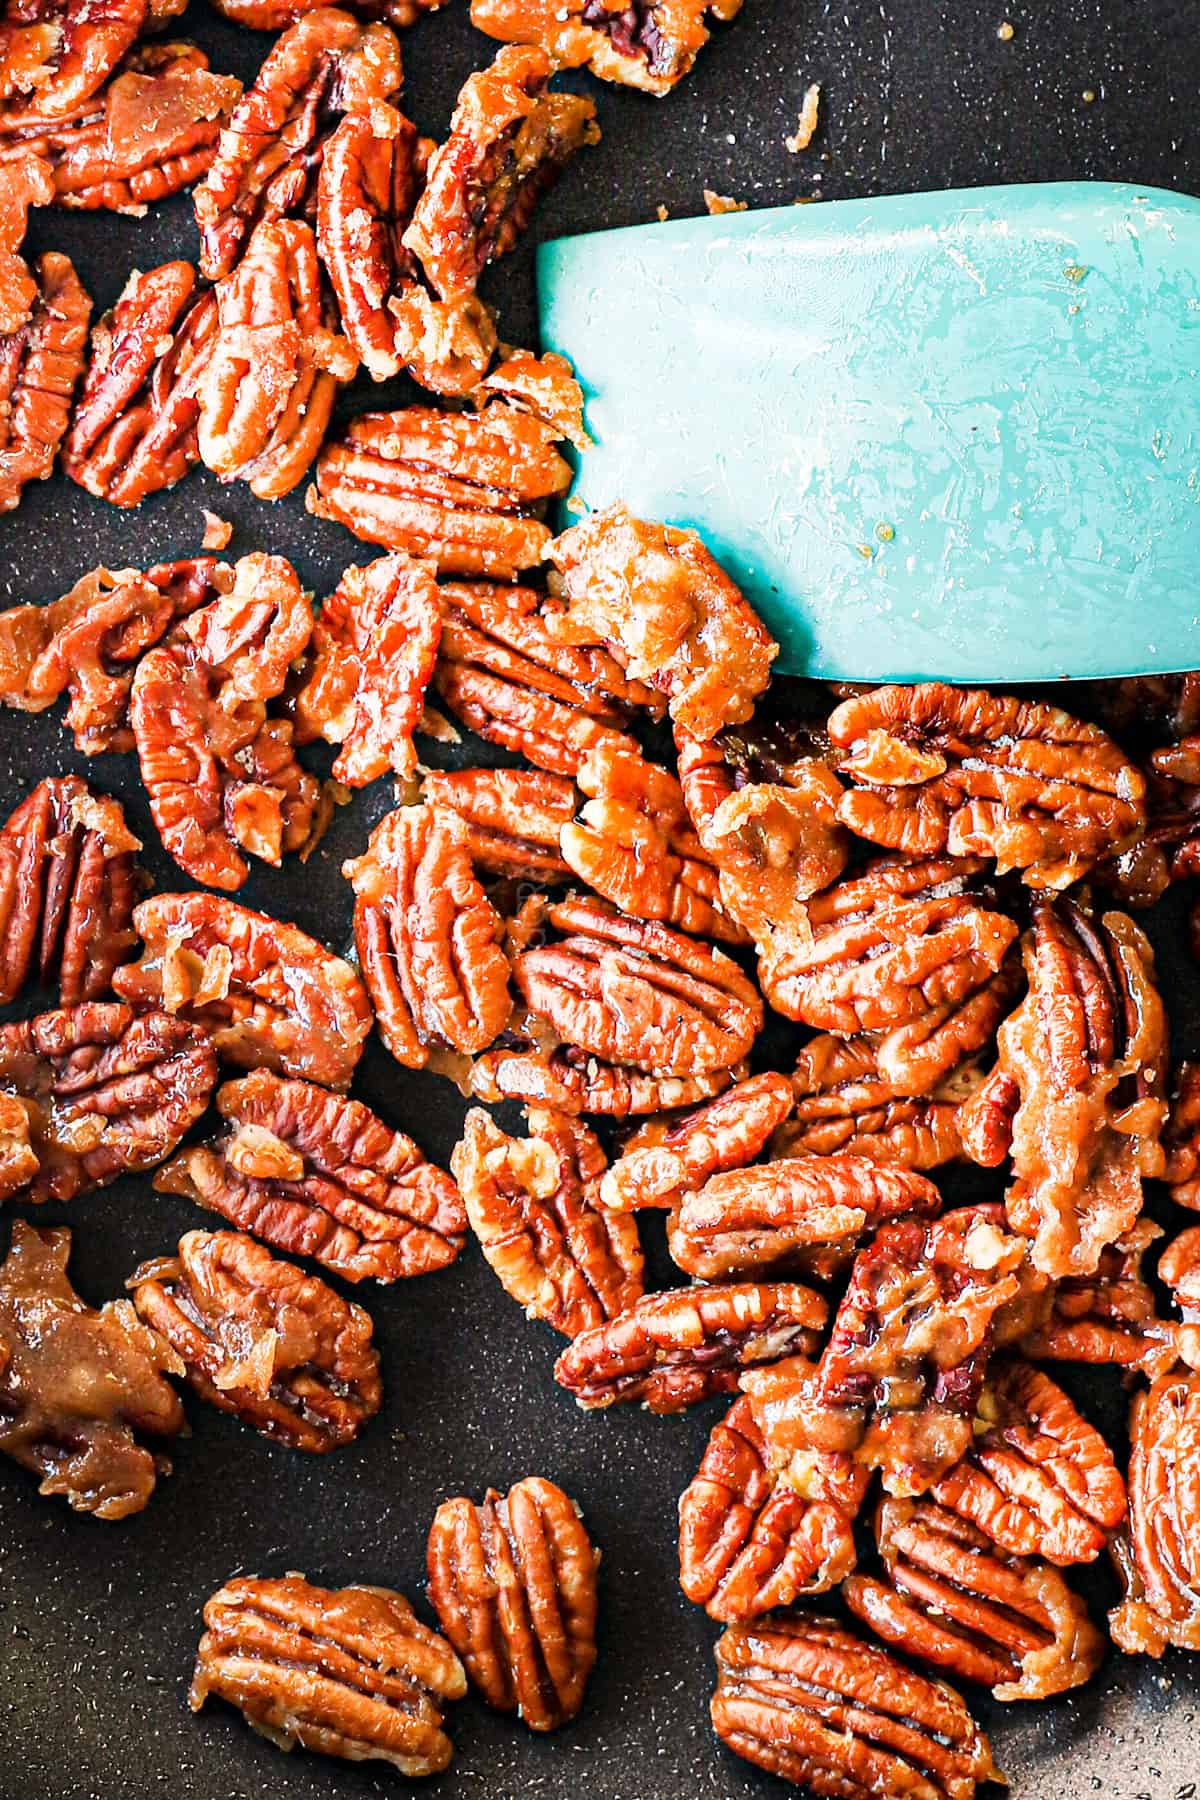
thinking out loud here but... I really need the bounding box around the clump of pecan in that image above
[1018,1218,1178,1380]
[156,1067,465,1283]
[0,1220,184,1517]
[129,1228,382,1451]
[710,1613,999,1799]
[600,1071,794,1211]
[554,1279,826,1414]
[427,1476,598,1731]
[470,0,744,96]
[774,1032,977,1170]
[1164,1059,1200,1208]
[470,1042,740,1117]
[678,1394,861,1620]
[0,0,149,121]
[452,1106,642,1336]
[346,804,512,1070]
[844,1496,1104,1702]
[190,1574,466,1776]
[0,247,90,511]
[421,767,575,882]
[113,892,372,1089]
[548,503,777,740]
[1110,1369,1200,1655]
[828,682,1146,888]
[0,775,142,1004]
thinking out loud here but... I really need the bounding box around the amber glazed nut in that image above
[600,1071,794,1211]
[776,1032,972,1170]
[469,0,743,96]
[469,1043,740,1118]
[190,1573,466,1776]
[427,1476,598,1730]
[1110,1369,1200,1654]
[0,250,90,512]
[129,1228,382,1451]
[0,0,148,122]
[1018,1218,1178,1381]
[421,768,576,882]
[1164,1060,1200,1208]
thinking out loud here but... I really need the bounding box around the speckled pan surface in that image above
[1,2,1197,1798]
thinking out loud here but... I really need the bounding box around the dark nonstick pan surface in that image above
[2,2,1199,1796]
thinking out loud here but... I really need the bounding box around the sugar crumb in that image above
[785,83,822,152]
[200,509,232,551]
[704,189,747,215]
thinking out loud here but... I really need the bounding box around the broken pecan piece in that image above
[156,1068,464,1283]
[1164,1059,1200,1208]
[600,1071,793,1211]
[1019,1218,1178,1380]
[710,1613,999,1800]
[471,0,742,96]
[844,1496,1103,1701]
[0,0,147,120]
[1110,1369,1200,1655]
[469,1043,739,1117]
[427,1476,598,1730]
[190,1574,466,1776]
[0,1219,183,1518]
[774,1032,973,1170]
[113,893,372,1089]
[554,1279,826,1414]
[0,247,89,510]
[451,1106,642,1336]
[129,1227,381,1451]
[0,150,52,334]
[421,767,575,882]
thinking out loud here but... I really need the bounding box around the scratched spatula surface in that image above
[537,182,1200,681]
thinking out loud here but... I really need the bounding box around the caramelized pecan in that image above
[0,149,51,334]
[600,1071,793,1211]
[1110,1369,1200,1654]
[427,1476,598,1730]
[774,1032,973,1170]
[190,1574,466,1776]
[0,0,147,121]
[0,247,89,510]
[129,1228,381,1450]
[1019,1218,1178,1380]
[421,767,575,882]
[113,893,372,1089]
[1164,1058,1200,1208]
[210,0,443,24]
[472,0,742,95]
[1158,1224,1200,1368]
[0,1219,183,1518]
[469,1042,739,1117]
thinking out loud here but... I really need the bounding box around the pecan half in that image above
[514,896,761,1077]
[156,1067,464,1282]
[0,1001,216,1202]
[451,1106,642,1336]
[0,775,142,1005]
[548,503,777,740]
[113,893,372,1089]
[1158,1224,1200,1368]
[553,1279,826,1414]
[209,0,444,25]
[427,1476,598,1730]
[471,0,742,95]
[829,682,1146,888]
[1019,1218,1178,1380]
[469,1042,739,1117]
[403,46,597,303]
[190,1574,466,1776]
[347,805,511,1070]
[0,247,89,510]
[0,0,147,120]
[1110,1369,1200,1655]
[0,1219,183,1517]
[774,1032,973,1170]
[421,767,575,881]
[678,1393,860,1620]
[0,150,52,334]
[710,1613,999,1800]
[129,1227,381,1450]
[844,1496,1103,1702]
[600,1071,793,1211]
[1164,1059,1200,1208]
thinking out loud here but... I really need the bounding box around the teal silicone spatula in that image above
[536,182,1200,681]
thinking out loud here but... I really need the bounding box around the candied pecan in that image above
[346,805,511,1069]
[845,1496,1103,1702]
[829,682,1146,888]
[308,401,570,576]
[678,1393,860,1620]
[210,0,443,24]
[775,1032,972,1170]
[190,1574,466,1776]
[1110,1369,1200,1655]
[0,1001,216,1203]
[156,1068,464,1283]
[600,1071,793,1211]
[1164,1059,1200,1208]
[667,1155,943,1283]
[1158,1224,1200,1368]
[514,896,761,1077]
[931,1360,1125,1567]
[427,1476,598,1730]
[193,9,403,281]
[0,1220,183,1517]
[554,1279,826,1414]
[129,1228,381,1451]
[0,247,89,510]
[710,1613,999,1800]
[451,1106,642,1336]
[0,0,146,120]
[113,893,372,1089]
[0,775,141,1005]
[0,150,51,333]
[62,260,216,506]
[421,768,575,882]
[1019,1218,1178,1380]
[469,1042,739,1116]
[549,504,776,740]
[471,0,742,95]
[403,46,597,303]
[478,346,589,450]
[293,553,440,786]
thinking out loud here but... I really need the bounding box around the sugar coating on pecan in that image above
[1019,1218,1178,1380]
[828,682,1146,888]
[1110,1369,1200,1655]
[0,0,147,121]
[710,1612,999,1800]
[0,248,90,511]
[190,1573,466,1776]
[129,1227,381,1451]
[421,767,575,882]
[601,1071,793,1211]
[549,504,777,740]
[775,1032,974,1170]
[347,804,511,1070]
[470,0,742,95]
[844,1496,1104,1703]
[469,1042,739,1117]
[427,1476,598,1730]
[403,45,597,303]
[114,893,372,1090]
[678,1393,860,1620]
[452,1106,642,1337]
[156,1067,464,1283]
[0,1219,183,1518]
[554,1279,826,1414]
[515,895,761,1077]
[1164,1059,1200,1209]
